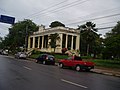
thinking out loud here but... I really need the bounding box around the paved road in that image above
[0,55,120,90]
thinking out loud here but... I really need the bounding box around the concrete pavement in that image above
[91,66,120,77]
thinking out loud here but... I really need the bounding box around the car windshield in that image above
[48,55,54,58]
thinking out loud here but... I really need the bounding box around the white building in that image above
[27,25,80,53]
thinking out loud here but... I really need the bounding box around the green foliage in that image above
[29,54,40,59]
[81,56,93,59]
[32,49,41,54]
[91,59,120,68]
[49,21,65,28]
[54,54,68,59]
[1,19,38,52]
[78,22,102,57]
[103,21,120,59]
[49,33,60,52]
[0,37,3,49]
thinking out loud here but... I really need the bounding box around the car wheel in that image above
[43,61,46,65]
[75,65,81,72]
[59,63,64,68]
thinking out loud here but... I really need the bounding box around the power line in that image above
[67,13,120,25]
[28,0,83,17]
[97,21,118,25]
[29,0,90,19]
[97,26,114,30]
[26,0,68,18]
[32,5,119,27]
[62,7,120,23]
[43,0,89,14]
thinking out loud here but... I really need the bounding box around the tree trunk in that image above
[87,44,89,56]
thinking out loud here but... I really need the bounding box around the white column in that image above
[28,36,30,49]
[48,34,51,48]
[42,36,44,48]
[65,34,68,48]
[59,34,63,48]
[37,36,40,48]
[71,35,73,50]
[32,37,35,48]
[76,35,80,50]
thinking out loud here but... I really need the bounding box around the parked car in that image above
[15,52,27,59]
[0,49,8,55]
[58,55,95,71]
[0,49,3,54]
[36,54,55,65]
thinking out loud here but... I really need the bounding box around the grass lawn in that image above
[89,59,120,69]
[29,54,40,59]
[29,52,120,69]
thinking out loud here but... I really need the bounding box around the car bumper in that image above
[81,65,94,70]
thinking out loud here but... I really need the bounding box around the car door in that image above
[41,55,47,61]
[64,57,73,66]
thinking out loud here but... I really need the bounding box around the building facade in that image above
[27,25,80,53]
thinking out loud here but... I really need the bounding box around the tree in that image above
[2,19,38,53]
[49,21,65,28]
[49,33,60,52]
[92,37,104,58]
[0,37,3,49]
[103,21,120,59]
[78,22,98,56]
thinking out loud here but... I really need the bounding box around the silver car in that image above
[15,52,27,59]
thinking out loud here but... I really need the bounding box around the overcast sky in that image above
[0,0,120,37]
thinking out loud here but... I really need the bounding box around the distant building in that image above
[27,25,80,53]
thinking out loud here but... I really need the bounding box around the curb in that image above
[91,69,120,77]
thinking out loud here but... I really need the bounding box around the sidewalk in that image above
[91,66,120,77]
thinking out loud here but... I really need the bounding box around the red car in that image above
[58,56,95,71]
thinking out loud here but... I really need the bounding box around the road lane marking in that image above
[61,79,88,89]
[23,66,32,70]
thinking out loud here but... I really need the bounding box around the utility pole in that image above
[25,25,28,52]
[79,28,81,56]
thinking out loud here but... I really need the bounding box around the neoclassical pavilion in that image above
[28,25,80,53]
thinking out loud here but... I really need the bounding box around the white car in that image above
[15,52,27,59]
[0,49,8,55]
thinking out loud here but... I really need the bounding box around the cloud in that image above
[0,0,120,37]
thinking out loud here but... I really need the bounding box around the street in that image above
[0,55,120,90]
